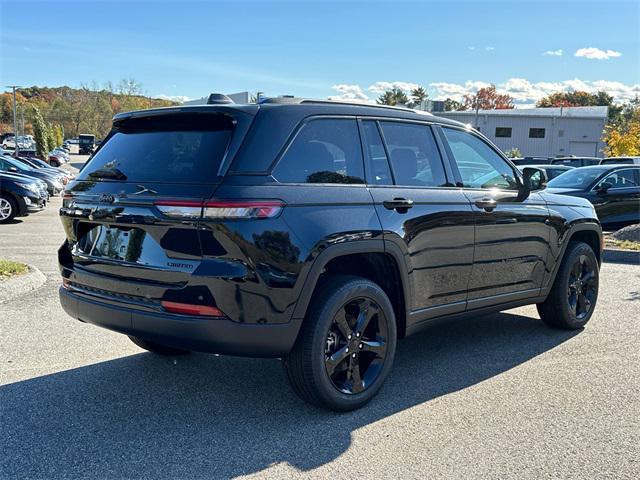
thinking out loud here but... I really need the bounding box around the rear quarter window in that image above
[77,113,233,183]
[273,118,365,184]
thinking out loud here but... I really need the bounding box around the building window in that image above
[529,128,545,138]
[495,127,512,138]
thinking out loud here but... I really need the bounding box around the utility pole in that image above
[6,85,22,155]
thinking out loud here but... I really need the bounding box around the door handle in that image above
[383,198,414,212]
[474,198,497,211]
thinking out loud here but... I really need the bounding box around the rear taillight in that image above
[202,200,283,219]
[154,199,284,219]
[161,300,225,317]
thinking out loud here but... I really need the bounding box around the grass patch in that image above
[0,259,28,280]
[605,238,640,251]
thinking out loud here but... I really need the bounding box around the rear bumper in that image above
[59,287,301,357]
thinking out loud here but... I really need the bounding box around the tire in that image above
[0,194,17,223]
[283,275,397,411]
[128,335,190,355]
[537,241,599,330]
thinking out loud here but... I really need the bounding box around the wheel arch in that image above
[542,221,603,296]
[292,240,410,338]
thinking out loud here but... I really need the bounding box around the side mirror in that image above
[596,182,613,194]
[522,167,547,191]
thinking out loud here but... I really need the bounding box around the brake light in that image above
[154,200,284,219]
[161,300,225,317]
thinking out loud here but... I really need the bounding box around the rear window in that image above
[78,114,233,183]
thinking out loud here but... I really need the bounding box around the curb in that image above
[0,264,47,304]
[602,248,640,266]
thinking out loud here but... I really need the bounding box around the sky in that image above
[1,0,639,106]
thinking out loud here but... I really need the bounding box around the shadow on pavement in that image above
[602,249,640,265]
[68,162,85,170]
[0,312,578,479]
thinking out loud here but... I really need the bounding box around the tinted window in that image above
[379,122,447,187]
[529,128,545,138]
[495,127,512,138]
[78,114,233,183]
[274,118,364,184]
[547,167,609,189]
[600,169,638,189]
[601,158,632,164]
[361,121,392,185]
[443,128,519,190]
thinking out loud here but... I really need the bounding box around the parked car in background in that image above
[0,155,65,195]
[48,150,67,167]
[0,171,48,222]
[58,100,603,411]
[599,157,640,165]
[10,154,71,185]
[551,157,602,168]
[517,164,574,181]
[510,157,553,166]
[546,164,640,228]
[22,156,75,181]
[78,134,95,154]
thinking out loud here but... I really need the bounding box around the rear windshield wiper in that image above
[87,168,127,180]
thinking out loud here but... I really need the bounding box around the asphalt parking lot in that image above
[1,158,639,479]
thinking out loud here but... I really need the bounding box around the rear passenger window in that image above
[274,118,364,184]
[379,122,447,187]
[361,121,392,185]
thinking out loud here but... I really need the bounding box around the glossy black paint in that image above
[58,102,603,356]
[546,165,640,228]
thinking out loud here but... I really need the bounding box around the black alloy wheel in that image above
[284,275,397,411]
[324,297,389,394]
[537,241,599,330]
[567,254,597,320]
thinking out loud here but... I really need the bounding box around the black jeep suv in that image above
[59,99,602,411]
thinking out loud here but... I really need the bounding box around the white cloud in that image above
[328,84,371,102]
[367,81,421,94]
[428,77,640,104]
[485,46,495,51]
[467,46,476,51]
[574,47,622,60]
[155,94,191,103]
[543,49,563,56]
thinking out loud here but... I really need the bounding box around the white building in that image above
[435,106,608,158]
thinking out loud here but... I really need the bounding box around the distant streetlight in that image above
[5,85,22,155]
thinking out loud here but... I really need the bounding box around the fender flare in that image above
[291,239,411,322]
[542,220,602,296]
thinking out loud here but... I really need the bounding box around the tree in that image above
[444,98,463,111]
[46,122,57,151]
[54,124,64,146]
[408,87,428,108]
[377,88,409,106]
[602,99,640,156]
[504,147,522,158]
[462,85,514,110]
[32,107,49,159]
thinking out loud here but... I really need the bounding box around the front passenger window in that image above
[599,169,638,189]
[442,127,519,190]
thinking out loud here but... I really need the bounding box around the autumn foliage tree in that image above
[602,98,640,156]
[462,85,514,110]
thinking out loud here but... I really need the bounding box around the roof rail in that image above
[300,99,434,115]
